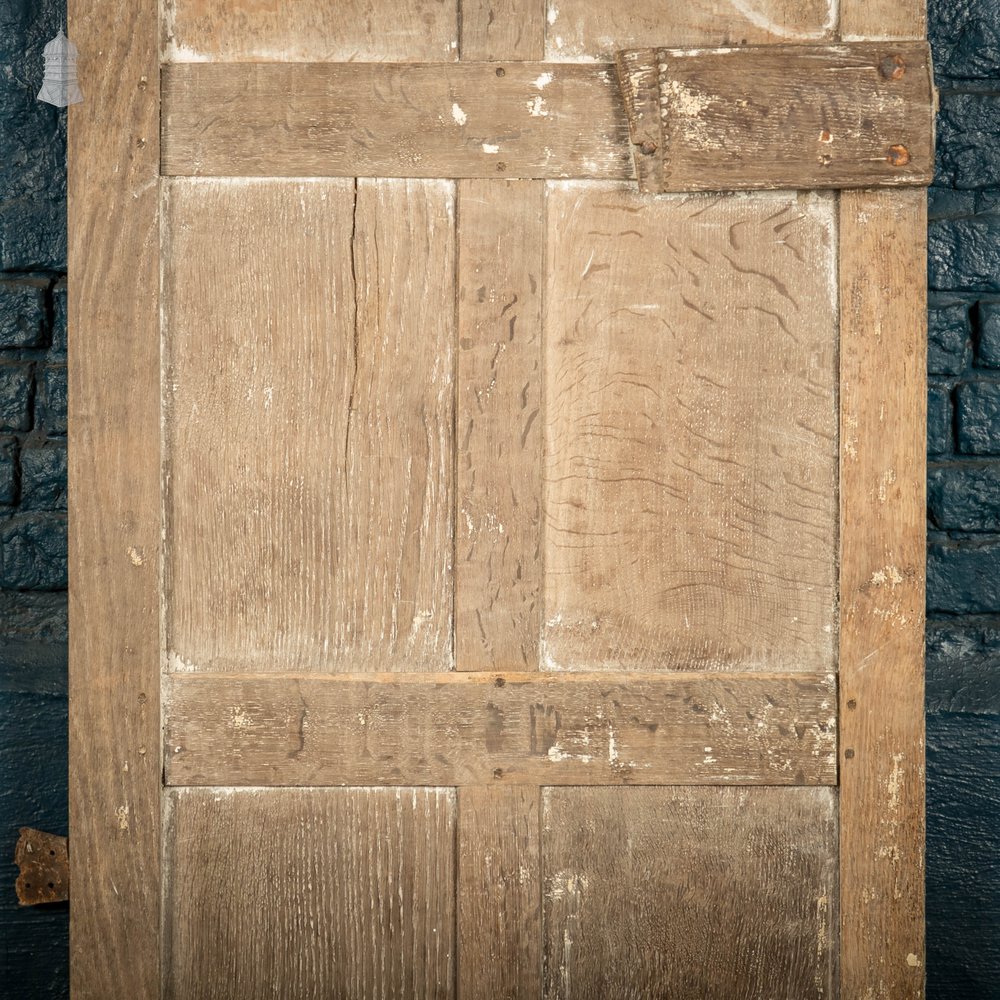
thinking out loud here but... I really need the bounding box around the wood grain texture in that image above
[161,61,630,180]
[455,12,544,997]
[841,0,926,41]
[455,2,545,674]
[458,786,541,999]
[616,43,935,193]
[839,189,927,998]
[544,0,837,58]
[455,180,544,671]
[67,0,160,995]
[163,671,838,786]
[543,184,839,672]
[160,49,934,189]
[162,0,458,62]
[460,0,544,60]
[541,786,839,999]
[164,787,456,1000]
[163,178,454,673]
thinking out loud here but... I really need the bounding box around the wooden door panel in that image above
[542,786,838,999]
[164,787,456,1000]
[164,178,455,673]
[162,0,459,63]
[543,185,838,672]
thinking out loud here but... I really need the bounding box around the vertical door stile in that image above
[68,0,162,996]
[839,1,928,997]
[456,3,546,998]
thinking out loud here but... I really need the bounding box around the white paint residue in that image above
[547,745,593,764]
[115,804,129,831]
[230,706,253,731]
[665,79,712,117]
[887,752,905,810]
[877,467,897,503]
[546,870,589,900]
[533,72,553,90]
[870,565,904,589]
[547,4,559,25]
[167,651,198,672]
[906,953,922,968]
[451,103,467,126]
[727,0,837,40]
[526,95,548,117]
[482,143,500,154]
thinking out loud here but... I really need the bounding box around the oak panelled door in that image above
[69,0,931,997]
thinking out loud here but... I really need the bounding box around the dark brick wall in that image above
[2,2,999,998]
[0,1,68,998]
[927,1,1000,995]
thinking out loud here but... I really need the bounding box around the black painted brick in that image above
[37,363,66,435]
[929,302,972,374]
[928,535,1000,614]
[929,215,1000,292]
[0,514,67,590]
[50,277,66,356]
[0,435,15,506]
[978,301,1000,368]
[926,713,1000,1000]
[929,461,1000,531]
[927,620,1000,714]
[0,690,68,997]
[20,444,66,511]
[937,94,1000,189]
[928,383,954,456]
[928,186,978,220]
[931,0,1000,79]
[0,362,32,431]
[957,380,1000,454]
[0,278,46,348]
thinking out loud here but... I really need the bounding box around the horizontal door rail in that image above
[164,670,838,787]
[161,43,934,189]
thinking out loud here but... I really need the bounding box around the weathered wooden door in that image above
[69,1,931,997]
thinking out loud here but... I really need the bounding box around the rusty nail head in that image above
[495,66,505,77]
[639,140,658,156]
[887,144,911,166]
[496,161,507,172]
[844,748,856,759]
[879,54,906,80]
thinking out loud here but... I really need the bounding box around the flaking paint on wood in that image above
[615,43,934,193]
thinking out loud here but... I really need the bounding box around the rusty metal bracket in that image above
[614,42,935,194]
[15,828,69,905]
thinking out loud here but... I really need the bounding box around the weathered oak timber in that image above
[161,44,934,189]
